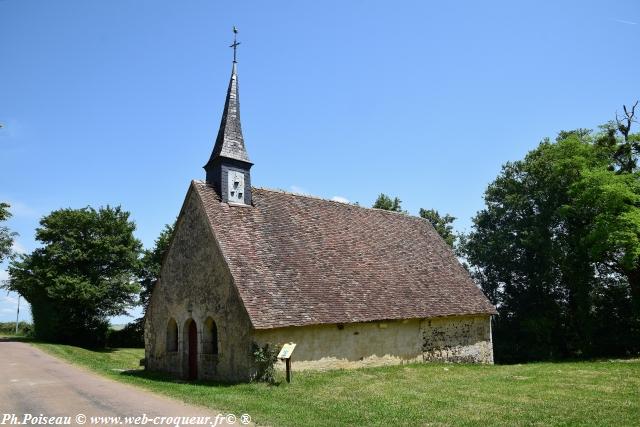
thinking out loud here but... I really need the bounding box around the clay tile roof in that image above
[193,180,496,330]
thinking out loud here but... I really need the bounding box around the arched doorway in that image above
[186,319,198,380]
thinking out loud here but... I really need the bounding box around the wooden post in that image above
[277,342,296,383]
[285,358,292,383]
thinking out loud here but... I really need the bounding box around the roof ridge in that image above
[252,186,426,220]
[194,180,426,222]
[192,179,496,329]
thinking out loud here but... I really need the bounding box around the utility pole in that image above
[15,295,20,335]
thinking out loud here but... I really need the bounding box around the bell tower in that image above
[204,27,253,205]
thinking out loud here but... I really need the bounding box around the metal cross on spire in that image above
[230,26,240,63]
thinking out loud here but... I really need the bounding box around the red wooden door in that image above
[188,321,198,380]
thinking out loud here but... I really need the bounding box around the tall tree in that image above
[0,202,16,263]
[595,101,640,173]
[586,103,640,315]
[372,194,403,212]
[5,206,142,347]
[460,122,640,362]
[419,209,456,247]
[139,223,174,312]
[119,223,176,347]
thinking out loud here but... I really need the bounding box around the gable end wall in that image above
[144,187,255,381]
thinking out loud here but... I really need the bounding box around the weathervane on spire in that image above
[230,26,240,63]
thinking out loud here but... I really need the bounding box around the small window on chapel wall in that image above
[203,317,219,355]
[166,318,178,352]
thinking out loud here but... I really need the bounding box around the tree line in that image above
[1,103,639,358]
[375,102,640,362]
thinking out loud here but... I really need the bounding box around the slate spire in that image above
[204,27,253,205]
[206,62,251,164]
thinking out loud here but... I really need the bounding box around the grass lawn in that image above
[30,342,640,426]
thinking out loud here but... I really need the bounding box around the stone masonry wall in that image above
[145,187,255,382]
[253,315,493,371]
[421,315,493,363]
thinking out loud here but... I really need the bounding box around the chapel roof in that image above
[192,180,496,330]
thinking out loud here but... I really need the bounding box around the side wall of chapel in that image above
[253,315,493,371]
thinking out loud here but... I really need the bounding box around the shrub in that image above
[0,321,32,336]
[251,342,280,384]
[106,320,144,348]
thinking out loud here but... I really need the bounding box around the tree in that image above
[460,124,640,362]
[120,222,175,347]
[0,202,16,263]
[419,209,456,247]
[139,223,174,312]
[569,165,640,312]
[581,103,640,317]
[596,101,640,173]
[372,194,403,212]
[5,206,142,347]
[374,195,457,246]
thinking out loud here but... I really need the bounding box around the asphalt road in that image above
[0,340,243,426]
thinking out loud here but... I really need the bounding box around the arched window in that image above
[166,318,178,352]
[203,317,218,355]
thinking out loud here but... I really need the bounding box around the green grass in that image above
[30,342,640,426]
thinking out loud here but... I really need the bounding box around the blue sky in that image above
[1,0,638,323]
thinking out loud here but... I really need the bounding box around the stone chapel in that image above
[144,38,496,382]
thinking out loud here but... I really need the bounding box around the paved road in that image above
[0,340,242,426]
